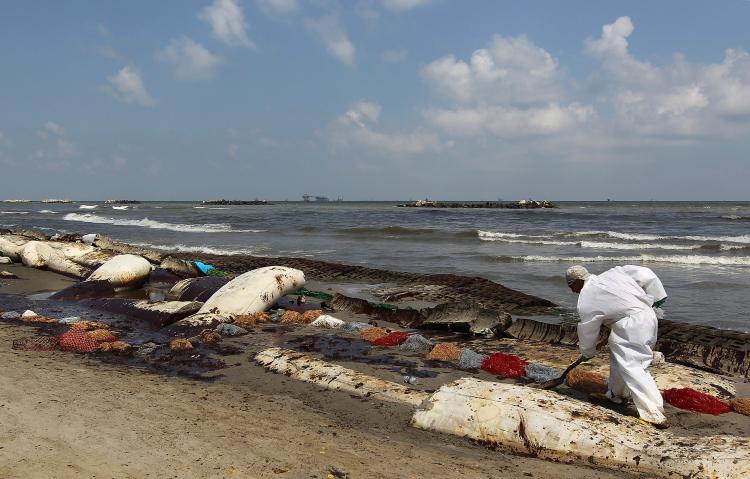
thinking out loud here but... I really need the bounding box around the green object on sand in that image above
[293,287,334,302]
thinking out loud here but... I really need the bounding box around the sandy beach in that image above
[1,232,749,478]
[0,265,636,479]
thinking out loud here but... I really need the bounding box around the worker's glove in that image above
[654,307,665,320]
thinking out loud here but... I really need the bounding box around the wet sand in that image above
[0,266,638,479]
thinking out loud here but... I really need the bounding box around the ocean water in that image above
[2,201,749,332]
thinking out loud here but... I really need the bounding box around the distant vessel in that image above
[302,194,332,202]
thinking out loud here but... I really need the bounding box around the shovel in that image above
[533,356,586,390]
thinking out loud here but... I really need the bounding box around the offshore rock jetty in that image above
[201,199,272,205]
[397,199,557,209]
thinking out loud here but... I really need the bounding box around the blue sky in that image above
[1,0,749,200]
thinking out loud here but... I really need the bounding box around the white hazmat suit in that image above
[576,265,668,424]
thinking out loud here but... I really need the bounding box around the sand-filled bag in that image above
[566,368,609,395]
[481,352,528,378]
[87,254,152,288]
[661,387,732,415]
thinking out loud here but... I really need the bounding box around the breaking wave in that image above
[1,211,29,214]
[131,242,263,256]
[494,255,750,266]
[39,210,55,214]
[62,213,265,233]
[478,229,750,247]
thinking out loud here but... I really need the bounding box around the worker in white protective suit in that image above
[566,264,669,428]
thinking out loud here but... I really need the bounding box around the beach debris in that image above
[330,293,423,327]
[1,311,21,320]
[419,303,512,336]
[197,329,222,344]
[652,351,666,365]
[50,280,115,300]
[729,398,750,416]
[70,320,110,331]
[373,331,410,346]
[341,321,371,333]
[310,315,345,329]
[481,352,529,378]
[57,316,82,325]
[200,266,304,316]
[403,375,418,385]
[234,312,270,328]
[20,241,89,278]
[427,342,462,361]
[88,329,118,343]
[136,342,159,357]
[0,256,12,264]
[301,309,322,323]
[565,368,609,395]
[20,314,57,324]
[359,327,388,343]
[0,270,18,279]
[280,311,304,324]
[215,323,249,336]
[59,330,101,353]
[169,338,194,352]
[398,334,433,353]
[87,254,152,289]
[98,340,132,353]
[81,233,97,245]
[326,466,350,479]
[457,348,487,369]
[293,287,334,302]
[12,335,60,352]
[661,387,732,415]
[21,310,39,318]
[81,298,202,328]
[524,363,563,383]
[166,276,228,302]
[0,235,28,262]
[412,377,750,479]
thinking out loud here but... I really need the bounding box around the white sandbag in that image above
[412,378,750,479]
[86,254,152,288]
[20,241,89,277]
[197,266,305,318]
[0,256,11,264]
[310,314,345,329]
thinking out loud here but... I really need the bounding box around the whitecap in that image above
[499,254,750,266]
[62,213,265,233]
[79,204,98,210]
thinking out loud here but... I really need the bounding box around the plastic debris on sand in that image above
[457,348,487,369]
[359,327,388,343]
[524,363,563,383]
[373,331,410,346]
[342,321,371,333]
[565,368,609,395]
[481,352,529,378]
[730,398,750,416]
[310,315,345,329]
[398,334,433,353]
[1,311,21,320]
[70,320,110,331]
[87,329,118,343]
[57,316,82,325]
[98,341,131,353]
[19,314,57,324]
[12,336,60,352]
[169,338,194,352]
[427,342,462,361]
[197,329,222,344]
[234,312,270,328]
[59,330,101,353]
[215,323,248,336]
[301,310,322,323]
[662,387,733,415]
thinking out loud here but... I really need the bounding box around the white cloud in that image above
[227,143,239,157]
[158,37,224,81]
[199,0,255,48]
[305,16,356,67]
[44,121,65,136]
[330,101,444,154]
[256,0,299,15]
[105,66,155,107]
[382,48,408,63]
[421,34,562,105]
[381,0,433,12]
[585,16,750,138]
[424,103,594,137]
